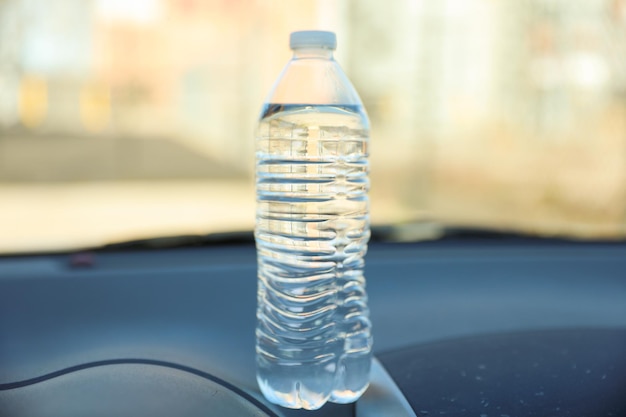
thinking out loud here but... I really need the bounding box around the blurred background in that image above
[1,0,625,253]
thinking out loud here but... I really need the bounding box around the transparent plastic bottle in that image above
[255,30,372,410]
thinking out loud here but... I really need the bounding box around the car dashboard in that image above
[1,237,625,416]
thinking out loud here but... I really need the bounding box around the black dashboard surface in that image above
[378,328,626,416]
[1,238,625,416]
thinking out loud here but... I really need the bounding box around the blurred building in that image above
[1,0,624,154]
[0,0,625,238]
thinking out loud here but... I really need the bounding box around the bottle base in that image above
[257,376,330,410]
[257,377,369,409]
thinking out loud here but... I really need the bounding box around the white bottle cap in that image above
[289,30,337,50]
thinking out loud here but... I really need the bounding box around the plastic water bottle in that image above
[255,30,372,410]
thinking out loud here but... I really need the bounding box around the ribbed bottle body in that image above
[255,104,372,410]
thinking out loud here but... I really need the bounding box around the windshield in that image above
[1,0,625,254]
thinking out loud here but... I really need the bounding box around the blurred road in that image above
[0,180,255,253]
[0,179,416,254]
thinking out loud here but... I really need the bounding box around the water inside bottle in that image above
[255,103,372,409]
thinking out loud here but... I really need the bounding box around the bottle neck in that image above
[291,48,334,60]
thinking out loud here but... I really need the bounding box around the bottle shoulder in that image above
[265,58,363,106]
